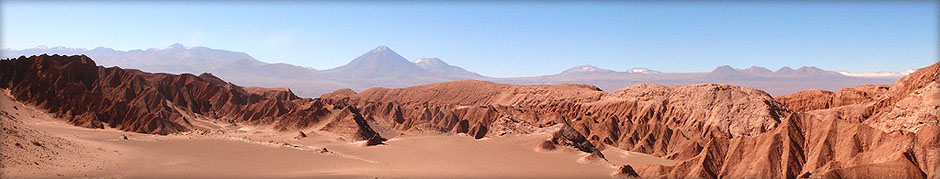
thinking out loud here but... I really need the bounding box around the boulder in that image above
[364,134,386,146]
[612,165,640,178]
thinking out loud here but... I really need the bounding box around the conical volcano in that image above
[322,46,433,79]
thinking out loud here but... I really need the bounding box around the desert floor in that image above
[0,90,675,178]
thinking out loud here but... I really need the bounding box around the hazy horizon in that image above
[2,1,937,78]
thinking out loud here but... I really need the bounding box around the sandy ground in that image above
[0,90,675,178]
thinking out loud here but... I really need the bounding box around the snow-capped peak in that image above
[902,68,916,75]
[627,67,660,74]
[561,65,616,74]
[837,69,916,77]
[413,57,443,65]
[577,65,603,71]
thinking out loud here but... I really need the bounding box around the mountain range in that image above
[2,44,906,96]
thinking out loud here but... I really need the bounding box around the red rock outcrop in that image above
[0,55,361,136]
[862,62,940,132]
[638,112,932,178]
[775,85,889,112]
[321,62,939,178]
[640,62,940,178]
[778,62,938,133]
[364,134,386,146]
[612,165,641,178]
[550,124,606,158]
[322,80,791,162]
[319,105,385,141]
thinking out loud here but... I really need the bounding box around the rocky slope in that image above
[0,55,381,141]
[638,62,939,178]
[774,85,890,112]
[777,62,939,133]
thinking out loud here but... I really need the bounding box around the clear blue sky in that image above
[2,1,937,77]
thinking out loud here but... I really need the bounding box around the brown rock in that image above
[535,140,556,152]
[364,134,385,146]
[294,131,307,139]
[552,124,605,158]
[320,106,383,141]
[639,62,940,178]
[776,85,889,112]
[612,165,640,178]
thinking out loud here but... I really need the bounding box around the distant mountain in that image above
[315,46,460,92]
[2,44,334,97]
[740,66,772,75]
[559,65,617,75]
[558,65,659,75]
[627,67,660,74]
[3,43,268,74]
[495,64,899,95]
[6,44,906,96]
[413,57,482,79]
[2,45,88,56]
[321,46,434,79]
[708,65,742,77]
[775,66,841,78]
[710,65,845,78]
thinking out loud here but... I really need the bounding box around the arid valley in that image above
[2,1,939,178]
[1,54,937,178]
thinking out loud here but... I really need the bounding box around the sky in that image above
[2,1,937,77]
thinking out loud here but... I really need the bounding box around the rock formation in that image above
[364,134,386,146]
[3,54,937,178]
[319,105,385,141]
[612,165,640,178]
[294,131,307,139]
[777,62,939,133]
[322,62,939,178]
[0,55,380,142]
[551,124,605,158]
[321,80,790,160]
[639,62,939,178]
